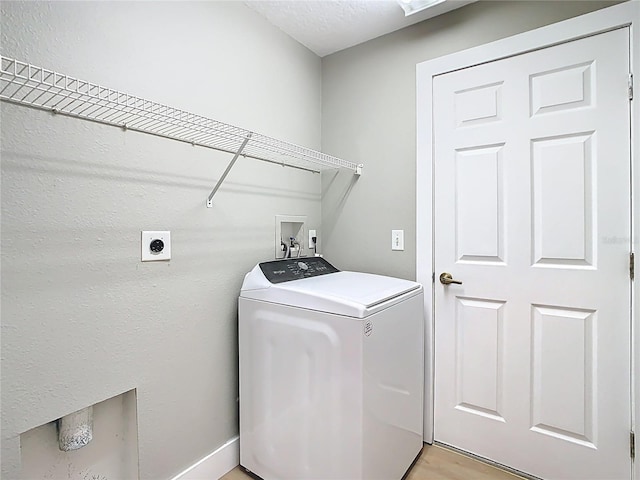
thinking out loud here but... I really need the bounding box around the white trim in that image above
[416,4,640,476]
[170,436,239,480]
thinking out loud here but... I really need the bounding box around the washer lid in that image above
[240,264,422,318]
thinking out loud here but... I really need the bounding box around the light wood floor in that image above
[221,444,525,480]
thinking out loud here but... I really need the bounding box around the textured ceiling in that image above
[244,0,476,57]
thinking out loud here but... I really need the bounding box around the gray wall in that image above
[321,0,622,281]
[0,2,321,479]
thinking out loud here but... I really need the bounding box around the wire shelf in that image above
[0,56,362,203]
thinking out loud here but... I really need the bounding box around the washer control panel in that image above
[259,258,339,284]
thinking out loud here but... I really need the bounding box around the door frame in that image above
[416,3,639,474]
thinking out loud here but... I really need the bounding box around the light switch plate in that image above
[141,231,171,262]
[391,230,404,251]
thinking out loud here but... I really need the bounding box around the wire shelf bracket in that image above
[0,56,363,207]
[207,134,251,208]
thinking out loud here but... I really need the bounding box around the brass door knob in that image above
[440,272,462,285]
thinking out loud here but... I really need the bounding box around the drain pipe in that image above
[57,406,93,451]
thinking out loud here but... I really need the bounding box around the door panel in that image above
[433,28,630,480]
[456,145,505,263]
[530,62,593,115]
[530,305,596,448]
[531,133,594,267]
[455,297,505,420]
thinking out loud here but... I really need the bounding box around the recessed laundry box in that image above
[239,257,424,480]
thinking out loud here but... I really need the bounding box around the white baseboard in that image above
[170,436,239,480]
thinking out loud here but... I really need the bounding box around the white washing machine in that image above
[239,258,424,480]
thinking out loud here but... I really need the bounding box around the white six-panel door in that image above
[433,28,631,479]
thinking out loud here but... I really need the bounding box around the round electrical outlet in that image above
[150,239,165,253]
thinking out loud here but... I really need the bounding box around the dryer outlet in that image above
[141,231,171,262]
